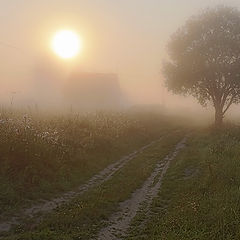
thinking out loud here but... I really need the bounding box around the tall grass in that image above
[0,109,173,212]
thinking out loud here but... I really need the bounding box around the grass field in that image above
[3,131,184,240]
[1,109,240,240]
[0,110,179,213]
[127,126,240,240]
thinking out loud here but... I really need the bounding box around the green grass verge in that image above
[3,131,184,240]
[127,127,240,240]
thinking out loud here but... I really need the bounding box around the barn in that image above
[65,72,127,110]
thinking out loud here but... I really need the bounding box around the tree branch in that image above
[223,94,237,115]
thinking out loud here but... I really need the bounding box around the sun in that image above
[51,30,82,59]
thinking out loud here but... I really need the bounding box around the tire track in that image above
[96,136,187,240]
[0,136,165,234]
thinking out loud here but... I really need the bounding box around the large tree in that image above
[164,6,240,126]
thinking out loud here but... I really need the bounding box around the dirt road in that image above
[0,137,164,233]
[96,137,187,240]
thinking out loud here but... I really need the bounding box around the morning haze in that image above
[1,1,240,239]
[0,0,239,116]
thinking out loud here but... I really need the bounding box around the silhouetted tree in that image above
[164,6,240,126]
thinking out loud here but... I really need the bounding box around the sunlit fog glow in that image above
[51,30,81,59]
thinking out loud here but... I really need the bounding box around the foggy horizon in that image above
[0,0,240,120]
[2,2,240,239]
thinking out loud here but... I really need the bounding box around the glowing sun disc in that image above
[52,30,81,59]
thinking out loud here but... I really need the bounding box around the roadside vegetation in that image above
[127,125,240,240]
[0,109,178,213]
[2,107,240,240]
[3,130,185,240]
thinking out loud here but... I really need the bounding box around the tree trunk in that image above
[215,107,223,127]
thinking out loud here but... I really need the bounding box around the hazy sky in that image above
[1,0,240,105]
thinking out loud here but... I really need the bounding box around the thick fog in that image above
[1,0,240,122]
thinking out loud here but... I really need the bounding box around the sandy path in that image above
[96,137,187,240]
[0,137,164,233]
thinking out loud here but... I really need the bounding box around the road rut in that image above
[97,137,187,240]
[0,137,165,233]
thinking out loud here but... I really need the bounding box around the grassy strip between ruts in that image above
[3,131,184,240]
[126,128,240,240]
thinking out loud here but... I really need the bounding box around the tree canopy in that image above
[164,6,240,126]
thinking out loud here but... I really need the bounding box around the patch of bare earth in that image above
[96,137,187,240]
[0,137,164,234]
